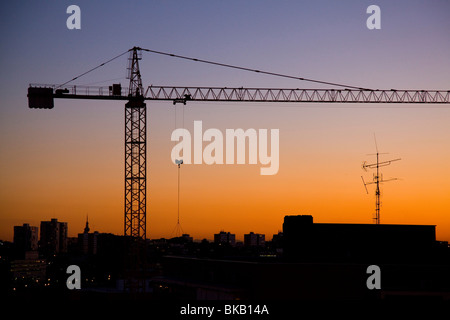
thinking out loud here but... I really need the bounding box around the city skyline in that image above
[4,209,444,244]
[1,1,450,243]
[9,216,276,243]
[5,212,448,302]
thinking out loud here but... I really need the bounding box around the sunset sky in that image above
[1,1,449,243]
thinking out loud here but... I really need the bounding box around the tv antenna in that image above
[361,135,401,224]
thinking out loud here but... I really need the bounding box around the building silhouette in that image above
[153,215,448,301]
[11,223,46,290]
[6,214,449,301]
[13,223,38,259]
[283,215,437,262]
[40,218,68,257]
[244,232,265,247]
[214,231,235,246]
[77,216,98,255]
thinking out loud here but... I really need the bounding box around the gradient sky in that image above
[1,1,449,242]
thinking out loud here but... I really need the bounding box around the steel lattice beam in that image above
[30,84,450,104]
[144,86,450,104]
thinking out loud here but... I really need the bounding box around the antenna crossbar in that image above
[361,138,401,224]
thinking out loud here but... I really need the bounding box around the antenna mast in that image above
[361,135,401,224]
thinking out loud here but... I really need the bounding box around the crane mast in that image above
[124,47,147,239]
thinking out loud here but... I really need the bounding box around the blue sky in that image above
[1,0,449,91]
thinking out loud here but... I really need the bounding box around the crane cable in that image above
[173,104,185,237]
[177,159,181,226]
[177,106,185,232]
[56,47,372,91]
[140,47,372,90]
[56,49,131,89]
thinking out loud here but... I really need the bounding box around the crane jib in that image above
[28,85,450,108]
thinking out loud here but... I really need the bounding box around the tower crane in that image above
[27,46,450,240]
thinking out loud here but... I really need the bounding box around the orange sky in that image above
[1,101,449,243]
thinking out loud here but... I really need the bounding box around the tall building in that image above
[40,218,68,257]
[14,223,39,252]
[77,216,98,255]
[244,232,265,247]
[214,231,235,246]
[12,224,46,288]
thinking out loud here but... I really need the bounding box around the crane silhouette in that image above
[27,46,450,239]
